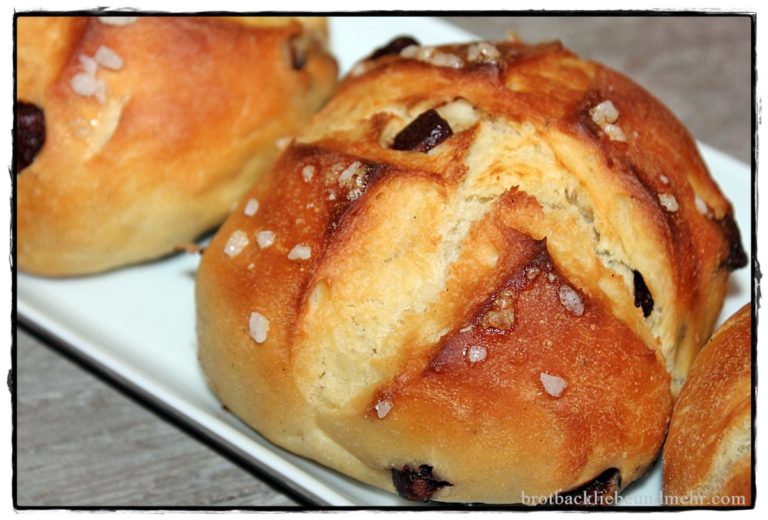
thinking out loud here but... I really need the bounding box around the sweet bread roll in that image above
[196,37,746,503]
[663,304,752,506]
[16,16,337,276]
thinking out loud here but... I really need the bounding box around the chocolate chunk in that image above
[391,464,451,502]
[632,270,654,318]
[368,36,420,60]
[392,109,453,153]
[289,37,306,70]
[717,214,748,270]
[555,467,621,506]
[15,101,45,173]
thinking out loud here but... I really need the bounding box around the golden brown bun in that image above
[663,304,752,506]
[196,38,745,503]
[17,16,337,276]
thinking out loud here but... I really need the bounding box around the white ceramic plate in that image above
[17,16,752,507]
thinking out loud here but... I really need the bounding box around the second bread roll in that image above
[663,304,752,506]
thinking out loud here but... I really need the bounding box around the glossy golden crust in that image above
[17,16,337,276]
[197,39,742,503]
[663,304,752,506]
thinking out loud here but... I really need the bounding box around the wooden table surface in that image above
[15,15,752,508]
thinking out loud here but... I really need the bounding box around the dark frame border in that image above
[11,9,758,512]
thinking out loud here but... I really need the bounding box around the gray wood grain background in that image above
[15,15,752,508]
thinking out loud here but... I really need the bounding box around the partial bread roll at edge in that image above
[17,16,337,276]
[663,304,752,506]
[196,37,746,503]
